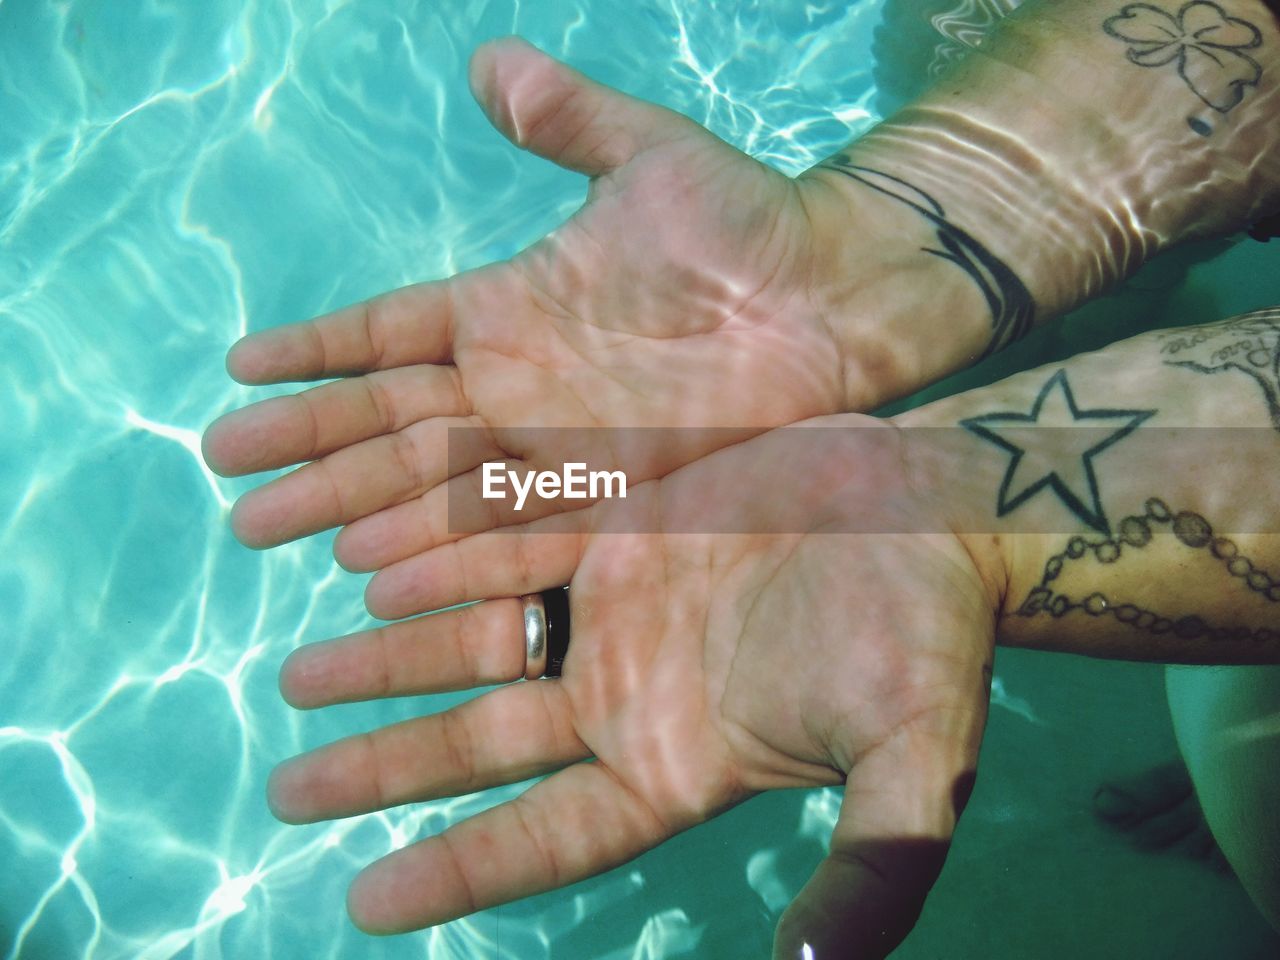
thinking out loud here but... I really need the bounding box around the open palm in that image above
[268,418,998,959]
[201,38,916,571]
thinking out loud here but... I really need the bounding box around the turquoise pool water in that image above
[3,1,1279,958]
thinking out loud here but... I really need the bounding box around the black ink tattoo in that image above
[960,370,1155,533]
[815,158,1035,356]
[1017,498,1280,643]
[1103,1,1265,137]
[1159,308,1280,430]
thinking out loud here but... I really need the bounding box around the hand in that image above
[266,417,1000,958]
[200,37,961,568]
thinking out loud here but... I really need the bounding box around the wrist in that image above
[795,172,1007,411]
[887,406,1014,628]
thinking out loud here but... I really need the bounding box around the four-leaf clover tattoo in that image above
[1103,1,1264,136]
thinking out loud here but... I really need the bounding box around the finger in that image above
[469,37,701,178]
[268,679,587,825]
[773,712,985,960]
[364,512,587,621]
[333,487,446,573]
[229,416,499,549]
[279,599,525,708]
[347,761,673,934]
[203,364,468,477]
[226,269,492,384]
[334,459,594,573]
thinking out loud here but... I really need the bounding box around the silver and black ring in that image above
[521,587,570,679]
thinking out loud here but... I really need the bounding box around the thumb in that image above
[468,36,699,177]
[773,722,982,960]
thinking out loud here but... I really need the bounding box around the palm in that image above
[567,519,991,828]
[269,419,995,958]
[454,133,842,441]
[202,39,848,563]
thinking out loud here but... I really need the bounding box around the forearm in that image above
[802,0,1280,393]
[896,307,1280,664]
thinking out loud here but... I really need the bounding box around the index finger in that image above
[226,265,492,384]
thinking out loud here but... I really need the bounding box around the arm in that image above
[898,306,1280,663]
[206,2,1278,556]
[266,309,1280,955]
[801,0,1280,388]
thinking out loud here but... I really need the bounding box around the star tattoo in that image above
[960,370,1156,533]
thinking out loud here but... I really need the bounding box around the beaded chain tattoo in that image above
[1018,497,1280,644]
[977,310,1280,645]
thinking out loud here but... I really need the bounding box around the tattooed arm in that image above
[801,0,1280,370]
[206,5,1277,557]
[898,307,1280,663]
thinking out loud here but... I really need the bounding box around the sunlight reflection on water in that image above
[1,1,884,957]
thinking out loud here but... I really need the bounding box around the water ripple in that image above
[1,2,884,957]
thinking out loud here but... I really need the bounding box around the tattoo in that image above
[1017,498,1280,643]
[1159,308,1280,430]
[960,370,1155,533]
[1103,1,1265,137]
[815,158,1035,356]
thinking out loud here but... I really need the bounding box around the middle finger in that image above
[268,678,587,824]
[279,599,526,708]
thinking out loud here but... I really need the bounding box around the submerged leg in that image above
[1166,664,1280,931]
